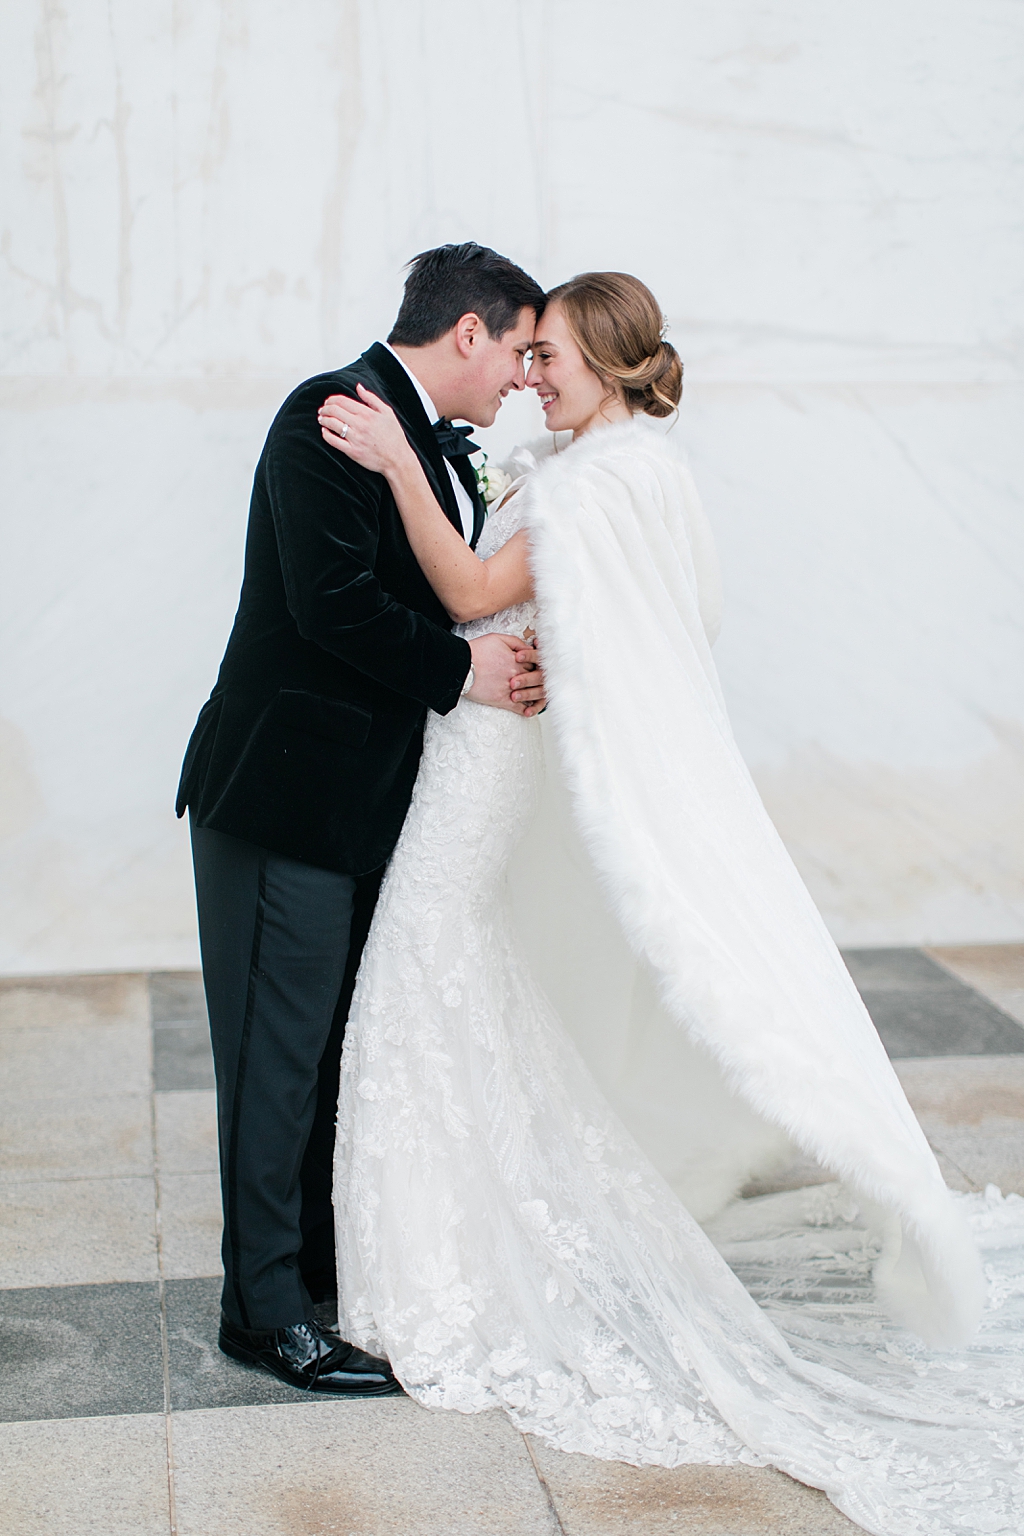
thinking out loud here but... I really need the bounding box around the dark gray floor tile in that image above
[165,1277,313,1410]
[857,988,1024,1057]
[0,1281,163,1423]
[149,970,207,1026]
[150,972,215,1091]
[843,948,1024,1057]
[842,947,954,992]
[153,1023,215,1091]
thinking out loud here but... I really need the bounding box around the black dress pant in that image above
[190,818,382,1330]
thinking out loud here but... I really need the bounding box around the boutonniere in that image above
[473,452,513,509]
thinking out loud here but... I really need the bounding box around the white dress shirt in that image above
[381,342,476,543]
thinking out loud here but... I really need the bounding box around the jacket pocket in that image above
[274,688,372,749]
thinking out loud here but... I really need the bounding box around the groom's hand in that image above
[467,634,547,717]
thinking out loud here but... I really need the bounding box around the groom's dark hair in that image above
[388,242,545,347]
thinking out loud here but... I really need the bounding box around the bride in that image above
[317,273,1023,1535]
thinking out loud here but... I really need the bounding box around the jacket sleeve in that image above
[265,392,471,715]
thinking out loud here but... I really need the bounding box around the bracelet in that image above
[460,664,475,697]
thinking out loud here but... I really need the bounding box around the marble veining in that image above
[1,1,1021,970]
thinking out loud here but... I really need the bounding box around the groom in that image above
[176,243,547,1394]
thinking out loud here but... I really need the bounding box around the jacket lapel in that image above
[449,452,487,550]
[359,344,463,537]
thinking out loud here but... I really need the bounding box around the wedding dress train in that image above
[334,428,1024,1535]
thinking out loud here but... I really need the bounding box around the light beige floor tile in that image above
[740,1150,832,1199]
[893,1055,1024,1194]
[159,1172,223,1279]
[529,1445,860,1535]
[0,1094,152,1182]
[0,1022,151,1101]
[0,1412,170,1535]
[0,973,151,1101]
[0,1176,158,1288]
[926,944,1024,1029]
[0,973,150,1031]
[894,1054,1024,1123]
[172,1400,559,1535]
[155,1090,218,1175]
[925,1124,1024,1195]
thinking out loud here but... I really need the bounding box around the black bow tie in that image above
[433,419,481,458]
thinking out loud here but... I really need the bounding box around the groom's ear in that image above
[453,313,484,358]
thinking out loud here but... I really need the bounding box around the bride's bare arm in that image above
[379,464,531,625]
[318,385,533,624]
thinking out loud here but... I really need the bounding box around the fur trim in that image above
[522,418,984,1347]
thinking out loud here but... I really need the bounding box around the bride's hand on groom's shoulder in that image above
[467,634,546,717]
[318,384,414,478]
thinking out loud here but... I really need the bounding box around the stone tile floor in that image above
[0,949,1021,1534]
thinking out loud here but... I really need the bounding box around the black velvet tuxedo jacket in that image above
[176,343,484,874]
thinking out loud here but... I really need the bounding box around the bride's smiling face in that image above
[527,303,627,437]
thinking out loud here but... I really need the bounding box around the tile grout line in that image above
[522,1433,569,1534]
[923,949,1024,1032]
[148,974,180,1536]
[926,1133,982,1194]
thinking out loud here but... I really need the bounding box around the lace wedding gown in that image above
[334,485,1024,1535]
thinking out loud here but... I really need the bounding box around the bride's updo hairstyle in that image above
[544,272,682,419]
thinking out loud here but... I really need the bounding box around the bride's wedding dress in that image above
[334,422,1024,1535]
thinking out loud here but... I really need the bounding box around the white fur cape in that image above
[506,416,983,1348]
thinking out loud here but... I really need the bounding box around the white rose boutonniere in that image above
[473,453,513,508]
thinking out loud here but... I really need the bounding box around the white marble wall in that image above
[2,0,1022,973]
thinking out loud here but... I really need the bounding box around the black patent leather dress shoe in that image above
[219,1315,402,1396]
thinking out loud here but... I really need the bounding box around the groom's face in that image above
[451,307,536,427]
